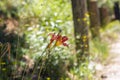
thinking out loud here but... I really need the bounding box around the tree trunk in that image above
[99,6,110,26]
[114,1,120,20]
[88,0,100,38]
[71,0,89,63]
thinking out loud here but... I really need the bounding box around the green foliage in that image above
[70,60,93,80]
[101,21,120,41]
[90,38,108,62]
[40,47,72,79]
[101,21,120,33]
[98,0,120,8]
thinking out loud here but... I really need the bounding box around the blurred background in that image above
[0,0,120,80]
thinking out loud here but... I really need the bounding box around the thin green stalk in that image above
[12,36,20,80]
[37,49,50,80]
[37,58,46,80]
[21,64,28,80]
[30,47,48,80]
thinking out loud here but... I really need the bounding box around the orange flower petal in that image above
[56,41,62,46]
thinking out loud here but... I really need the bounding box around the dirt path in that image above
[100,36,120,80]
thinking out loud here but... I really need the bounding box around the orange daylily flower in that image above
[48,33,68,48]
